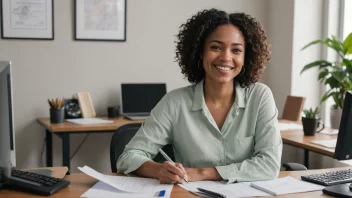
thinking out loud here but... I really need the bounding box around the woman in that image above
[117,9,282,184]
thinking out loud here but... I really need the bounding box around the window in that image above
[342,0,352,39]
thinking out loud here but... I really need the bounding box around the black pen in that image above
[197,188,226,198]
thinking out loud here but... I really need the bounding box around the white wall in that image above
[265,0,295,115]
[0,0,270,173]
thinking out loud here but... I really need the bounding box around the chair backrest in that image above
[282,96,306,122]
[110,123,175,173]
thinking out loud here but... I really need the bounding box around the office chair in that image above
[110,123,175,173]
[282,96,306,122]
[282,162,307,171]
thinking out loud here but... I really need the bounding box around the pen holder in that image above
[50,108,65,123]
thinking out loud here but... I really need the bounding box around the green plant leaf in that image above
[343,32,352,55]
[331,70,348,83]
[325,76,340,88]
[318,69,329,81]
[321,88,335,102]
[331,36,344,52]
[300,60,332,74]
[343,58,352,71]
[301,39,326,50]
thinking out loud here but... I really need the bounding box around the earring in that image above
[240,66,245,76]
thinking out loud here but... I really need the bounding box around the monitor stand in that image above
[323,184,352,197]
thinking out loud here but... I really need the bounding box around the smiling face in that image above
[202,24,245,85]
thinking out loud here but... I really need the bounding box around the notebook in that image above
[120,83,166,120]
[250,176,325,196]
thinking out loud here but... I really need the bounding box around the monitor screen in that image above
[121,83,167,114]
[0,61,16,166]
[334,91,352,160]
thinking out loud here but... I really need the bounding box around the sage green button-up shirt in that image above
[116,80,282,183]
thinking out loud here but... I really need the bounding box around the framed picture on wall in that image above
[1,0,54,40]
[75,0,127,42]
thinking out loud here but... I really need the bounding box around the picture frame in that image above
[1,0,54,40]
[75,0,126,42]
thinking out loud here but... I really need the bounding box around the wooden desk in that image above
[37,117,337,171]
[280,126,336,168]
[2,167,347,198]
[37,117,143,171]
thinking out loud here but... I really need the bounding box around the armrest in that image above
[282,162,307,171]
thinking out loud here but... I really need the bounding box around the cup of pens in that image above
[48,97,66,124]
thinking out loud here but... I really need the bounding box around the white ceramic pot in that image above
[330,106,342,129]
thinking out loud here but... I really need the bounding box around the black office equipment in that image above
[7,169,70,196]
[0,61,70,195]
[110,123,174,173]
[300,91,352,197]
[120,83,167,120]
[334,91,352,160]
[301,169,352,186]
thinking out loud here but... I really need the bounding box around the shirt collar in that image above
[191,80,247,111]
[191,80,205,111]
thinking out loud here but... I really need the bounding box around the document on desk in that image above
[250,176,325,195]
[310,139,337,148]
[278,122,303,131]
[179,180,272,197]
[81,181,168,198]
[66,118,113,124]
[319,128,339,135]
[78,166,172,197]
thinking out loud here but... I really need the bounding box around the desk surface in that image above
[1,167,346,198]
[281,129,336,157]
[38,117,336,156]
[37,117,143,132]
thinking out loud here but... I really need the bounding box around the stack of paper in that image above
[319,128,339,135]
[250,176,325,196]
[278,123,303,131]
[66,118,113,125]
[179,180,272,197]
[78,166,173,197]
[310,140,337,148]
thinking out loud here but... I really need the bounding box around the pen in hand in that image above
[158,148,189,183]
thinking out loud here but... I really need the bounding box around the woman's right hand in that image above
[156,161,188,184]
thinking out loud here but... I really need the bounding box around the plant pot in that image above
[302,117,325,136]
[330,106,342,129]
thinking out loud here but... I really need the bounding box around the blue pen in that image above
[158,190,166,197]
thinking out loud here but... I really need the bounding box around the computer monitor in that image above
[334,91,352,160]
[0,61,16,167]
[120,83,167,114]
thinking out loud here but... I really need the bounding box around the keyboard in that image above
[8,169,70,195]
[301,169,352,186]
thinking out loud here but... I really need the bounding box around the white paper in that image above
[179,180,272,198]
[278,123,303,131]
[66,118,113,125]
[78,166,173,195]
[319,128,339,135]
[310,140,337,148]
[250,176,325,195]
[81,181,171,198]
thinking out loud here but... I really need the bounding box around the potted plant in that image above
[300,32,352,129]
[302,107,325,136]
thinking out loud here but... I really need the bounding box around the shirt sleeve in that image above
[116,93,175,174]
[215,85,283,183]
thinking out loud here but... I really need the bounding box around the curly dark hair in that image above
[175,9,271,87]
